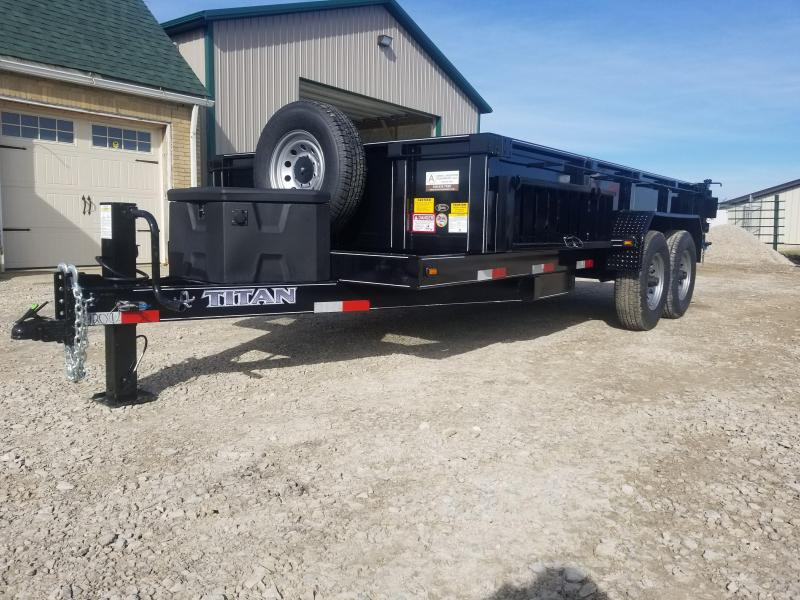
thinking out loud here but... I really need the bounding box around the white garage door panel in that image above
[0,106,163,269]
[89,159,159,193]
[3,228,100,269]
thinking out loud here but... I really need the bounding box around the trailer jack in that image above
[92,203,170,405]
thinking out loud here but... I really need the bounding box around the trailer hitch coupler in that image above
[11,302,67,343]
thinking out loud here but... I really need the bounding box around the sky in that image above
[147,0,800,200]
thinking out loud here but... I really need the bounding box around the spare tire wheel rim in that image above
[677,248,693,301]
[646,253,665,310]
[269,130,326,190]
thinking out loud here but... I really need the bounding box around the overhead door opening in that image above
[299,79,437,143]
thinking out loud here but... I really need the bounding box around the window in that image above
[1,112,73,143]
[92,125,151,152]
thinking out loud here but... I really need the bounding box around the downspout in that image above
[190,104,199,187]
[204,24,216,174]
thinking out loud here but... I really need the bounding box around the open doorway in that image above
[299,79,437,143]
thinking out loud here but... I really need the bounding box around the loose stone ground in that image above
[1,262,799,600]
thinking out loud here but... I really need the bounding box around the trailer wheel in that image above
[253,100,366,229]
[662,230,697,319]
[614,230,671,331]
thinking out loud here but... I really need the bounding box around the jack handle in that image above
[130,208,189,313]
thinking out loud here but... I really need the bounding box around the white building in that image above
[721,178,800,246]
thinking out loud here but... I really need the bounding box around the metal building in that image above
[721,178,800,247]
[163,0,492,177]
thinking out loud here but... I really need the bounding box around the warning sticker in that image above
[450,202,469,216]
[435,213,448,228]
[449,216,469,234]
[413,197,435,214]
[425,170,460,192]
[411,213,436,233]
[100,204,112,239]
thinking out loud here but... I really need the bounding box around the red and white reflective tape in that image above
[576,259,595,270]
[314,300,371,313]
[88,310,160,326]
[477,267,507,281]
[531,263,556,274]
[121,309,160,324]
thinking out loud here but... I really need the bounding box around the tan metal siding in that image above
[212,6,479,155]
[783,187,800,245]
[172,28,206,87]
[727,185,800,245]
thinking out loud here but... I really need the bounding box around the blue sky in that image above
[148,0,800,200]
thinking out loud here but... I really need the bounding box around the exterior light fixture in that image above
[377,34,393,48]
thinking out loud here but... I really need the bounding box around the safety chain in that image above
[58,264,89,382]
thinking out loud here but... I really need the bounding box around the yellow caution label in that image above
[450,202,469,216]
[413,197,435,214]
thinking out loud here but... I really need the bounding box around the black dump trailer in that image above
[11,101,718,404]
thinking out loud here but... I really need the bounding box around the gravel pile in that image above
[704,224,792,267]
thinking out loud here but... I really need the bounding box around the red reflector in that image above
[491,267,507,279]
[342,300,370,312]
[119,309,160,324]
[543,263,556,273]
[584,259,594,268]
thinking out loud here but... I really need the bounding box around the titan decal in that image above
[201,287,297,308]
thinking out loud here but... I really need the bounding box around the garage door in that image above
[0,104,163,269]
[299,79,436,143]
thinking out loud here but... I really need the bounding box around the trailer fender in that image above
[606,211,654,272]
[607,212,704,271]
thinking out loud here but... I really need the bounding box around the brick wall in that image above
[0,71,194,187]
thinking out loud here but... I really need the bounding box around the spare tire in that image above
[253,100,366,230]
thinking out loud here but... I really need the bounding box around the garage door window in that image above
[92,125,151,153]
[1,111,74,143]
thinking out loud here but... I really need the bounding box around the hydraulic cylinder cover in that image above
[168,187,330,284]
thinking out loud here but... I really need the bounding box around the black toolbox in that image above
[168,187,330,284]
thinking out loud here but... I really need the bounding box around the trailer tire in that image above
[662,230,697,319]
[253,100,366,230]
[614,230,671,331]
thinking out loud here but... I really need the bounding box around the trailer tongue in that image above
[10,102,718,405]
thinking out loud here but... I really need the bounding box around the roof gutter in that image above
[0,56,214,108]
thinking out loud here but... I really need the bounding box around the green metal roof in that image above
[0,0,207,97]
[162,0,492,114]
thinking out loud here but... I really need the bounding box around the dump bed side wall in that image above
[343,134,715,256]
[208,133,718,257]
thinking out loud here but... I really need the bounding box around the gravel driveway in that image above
[1,263,799,600]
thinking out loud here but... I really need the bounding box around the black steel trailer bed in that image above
[11,130,718,405]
